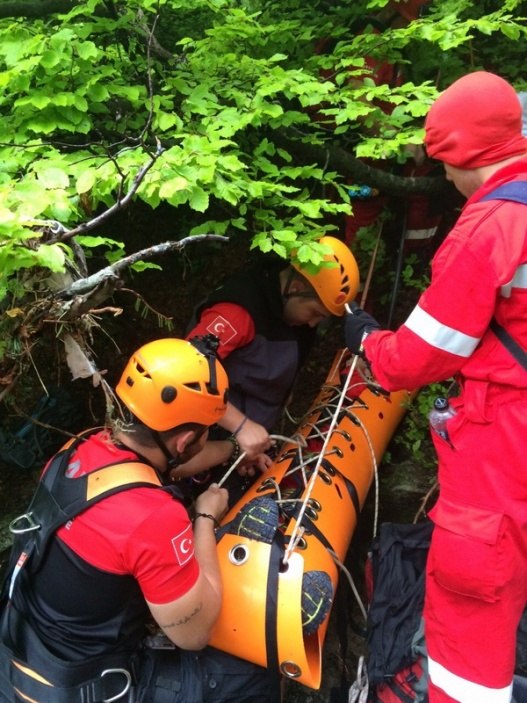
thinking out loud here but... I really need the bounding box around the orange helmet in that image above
[388,0,430,21]
[116,336,228,431]
[292,236,360,316]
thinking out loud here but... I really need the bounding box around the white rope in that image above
[328,549,368,624]
[216,450,248,488]
[217,351,381,552]
[216,432,306,488]
[283,352,360,564]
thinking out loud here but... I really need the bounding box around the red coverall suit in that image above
[363,158,527,703]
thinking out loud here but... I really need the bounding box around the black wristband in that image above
[193,513,221,529]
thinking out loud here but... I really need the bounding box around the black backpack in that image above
[366,521,434,703]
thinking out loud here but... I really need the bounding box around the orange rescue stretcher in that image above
[210,349,416,689]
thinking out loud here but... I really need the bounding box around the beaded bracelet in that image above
[193,513,221,529]
[227,434,241,464]
[232,416,248,436]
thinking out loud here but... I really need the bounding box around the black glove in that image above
[344,303,380,356]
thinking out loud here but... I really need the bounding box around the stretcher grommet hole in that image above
[305,506,318,521]
[256,478,276,492]
[320,472,332,485]
[279,561,289,574]
[309,499,321,511]
[280,661,302,679]
[277,450,297,463]
[332,446,344,458]
[229,545,249,565]
[296,537,307,550]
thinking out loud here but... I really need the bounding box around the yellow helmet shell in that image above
[293,236,360,316]
[116,338,229,431]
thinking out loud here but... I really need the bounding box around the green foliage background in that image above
[0,0,525,293]
[0,0,526,389]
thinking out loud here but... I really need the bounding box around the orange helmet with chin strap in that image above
[292,236,360,317]
[116,336,229,432]
[388,0,431,21]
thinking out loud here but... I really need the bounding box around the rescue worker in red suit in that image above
[0,337,281,702]
[186,236,359,500]
[345,71,527,703]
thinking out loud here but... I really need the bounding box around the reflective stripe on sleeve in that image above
[405,305,481,357]
[428,656,513,703]
[405,226,438,241]
[500,263,527,297]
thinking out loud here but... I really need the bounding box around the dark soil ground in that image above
[0,203,440,701]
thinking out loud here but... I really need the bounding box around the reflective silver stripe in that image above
[500,263,527,297]
[428,656,512,703]
[405,226,438,241]
[405,305,480,357]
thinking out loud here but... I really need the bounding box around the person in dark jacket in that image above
[186,236,359,499]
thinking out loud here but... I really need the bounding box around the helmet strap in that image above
[188,334,219,395]
[281,267,296,305]
[150,430,181,470]
[282,267,320,305]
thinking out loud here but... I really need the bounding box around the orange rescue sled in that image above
[210,349,415,689]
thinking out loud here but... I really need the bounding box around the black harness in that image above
[0,431,176,703]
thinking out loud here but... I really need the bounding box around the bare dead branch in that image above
[58,234,228,298]
[119,287,174,323]
[47,142,165,245]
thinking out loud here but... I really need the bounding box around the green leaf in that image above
[86,83,110,102]
[75,235,123,249]
[271,242,287,258]
[189,187,209,213]
[35,243,66,272]
[37,167,69,190]
[40,50,63,69]
[131,261,162,272]
[76,169,97,195]
[156,111,178,131]
[76,41,98,60]
[159,176,189,199]
[297,201,322,218]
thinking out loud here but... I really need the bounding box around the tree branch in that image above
[47,142,165,245]
[58,234,228,298]
[274,128,449,197]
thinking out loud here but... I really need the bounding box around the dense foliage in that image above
[0,0,526,393]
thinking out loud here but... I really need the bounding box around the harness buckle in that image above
[101,668,132,703]
[9,512,40,535]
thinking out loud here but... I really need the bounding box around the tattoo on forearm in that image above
[162,602,203,629]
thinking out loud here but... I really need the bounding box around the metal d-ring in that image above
[9,513,40,535]
[101,668,132,702]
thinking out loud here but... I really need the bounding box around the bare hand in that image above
[237,452,273,478]
[236,418,274,459]
[195,483,229,523]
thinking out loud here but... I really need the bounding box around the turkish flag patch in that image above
[171,523,194,566]
[206,315,237,345]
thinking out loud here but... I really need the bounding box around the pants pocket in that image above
[428,496,504,603]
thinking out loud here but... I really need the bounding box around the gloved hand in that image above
[344,303,380,356]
